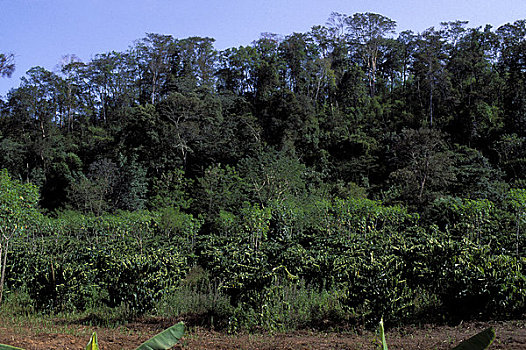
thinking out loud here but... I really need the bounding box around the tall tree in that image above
[411,28,450,128]
[253,33,284,102]
[134,33,174,104]
[216,45,258,96]
[497,20,526,136]
[169,37,218,93]
[396,31,417,91]
[308,25,338,104]
[445,25,503,146]
[346,12,397,97]
[388,128,455,207]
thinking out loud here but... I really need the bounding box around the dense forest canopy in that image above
[1,13,526,214]
[1,12,526,328]
[0,13,525,214]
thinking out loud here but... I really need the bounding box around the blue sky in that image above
[1,0,525,96]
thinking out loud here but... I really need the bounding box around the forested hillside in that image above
[1,13,526,330]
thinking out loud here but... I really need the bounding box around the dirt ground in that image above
[0,316,524,349]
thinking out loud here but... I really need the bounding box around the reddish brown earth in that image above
[0,317,525,349]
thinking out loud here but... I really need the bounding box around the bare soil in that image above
[0,316,525,349]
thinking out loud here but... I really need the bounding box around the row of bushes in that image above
[3,194,526,331]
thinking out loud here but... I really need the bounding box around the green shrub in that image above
[155,268,233,329]
[256,279,348,332]
[7,234,188,314]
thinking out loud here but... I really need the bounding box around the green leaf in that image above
[135,322,184,350]
[0,344,25,350]
[85,332,99,350]
[378,318,388,350]
[452,327,495,350]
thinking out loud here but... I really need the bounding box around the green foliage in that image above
[6,210,190,314]
[194,163,247,220]
[388,128,455,207]
[155,266,233,329]
[135,322,184,350]
[2,187,526,330]
[0,169,41,303]
[157,207,202,250]
[249,279,348,333]
[0,169,40,233]
[149,168,193,210]
[3,14,526,334]
[68,159,118,215]
[238,150,306,206]
[378,318,388,350]
[0,345,24,350]
[509,188,526,256]
[114,155,148,211]
[85,332,99,350]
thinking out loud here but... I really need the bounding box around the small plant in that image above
[378,319,495,350]
[85,332,98,350]
[378,318,388,350]
[0,322,184,350]
[450,327,496,350]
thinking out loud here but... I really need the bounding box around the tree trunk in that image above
[429,82,434,128]
[418,158,429,201]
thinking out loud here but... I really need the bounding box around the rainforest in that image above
[0,13,525,337]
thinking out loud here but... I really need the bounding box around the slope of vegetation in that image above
[1,13,526,331]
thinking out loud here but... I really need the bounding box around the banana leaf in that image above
[0,345,24,350]
[452,327,495,350]
[135,322,185,350]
